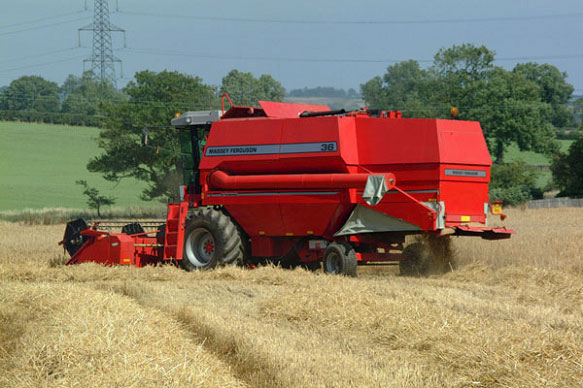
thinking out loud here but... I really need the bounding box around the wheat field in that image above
[0,208,582,387]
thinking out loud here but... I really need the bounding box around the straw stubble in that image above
[0,207,581,387]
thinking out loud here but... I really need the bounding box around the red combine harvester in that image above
[61,96,512,276]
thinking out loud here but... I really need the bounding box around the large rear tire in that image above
[323,242,357,277]
[180,207,247,271]
[400,237,454,276]
[399,242,430,276]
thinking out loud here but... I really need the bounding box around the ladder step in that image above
[163,202,188,260]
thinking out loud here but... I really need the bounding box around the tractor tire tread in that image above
[338,242,358,277]
[399,242,430,277]
[182,207,247,270]
[323,242,357,277]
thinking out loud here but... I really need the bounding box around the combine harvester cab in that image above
[61,97,512,276]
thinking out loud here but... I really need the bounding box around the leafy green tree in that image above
[257,74,285,102]
[360,60,440,117]
[287,86,350,98]
[347,88,359,98]
[466,68,557,162]
[76,180,116,218]
[513,63,574,127]
[572,97,583,127]
[489,186,534,206]
[431,44,495,118]
[361,44,566,163]
[551,136,583,196]
[0,75,59,112]
[489,161,540,205]
[490,160,538,189]
[61,73,100,116]
[220,70,284,106]
[433,44,495,81]
[87,70,217,201]
[360,76,387,108]
[61,71,125,124]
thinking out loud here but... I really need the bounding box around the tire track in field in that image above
[90,278,411,388]
[89,264,583,388]
[0,281,247,388]
[90,276,462,388]
[90,281,281,388]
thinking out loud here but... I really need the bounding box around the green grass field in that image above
[0,121,154,211]
[504,139,572,188]
[504,140,573,165]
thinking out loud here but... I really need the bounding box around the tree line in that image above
[1,43,582,201]
[0,72,121,126]
[0,69,284,127]
[287,86,360,98]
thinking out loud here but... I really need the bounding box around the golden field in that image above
[0,208,582,387]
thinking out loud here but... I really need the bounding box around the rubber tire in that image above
[323,242,357,277]
[399,242,430,277]
[180,207,246,271]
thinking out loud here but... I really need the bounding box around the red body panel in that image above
[163,202,189,260]
[258,100,329,118]
[197,110,508,258]
[67,229,162,267]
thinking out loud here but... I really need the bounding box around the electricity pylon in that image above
[79,0,126,88]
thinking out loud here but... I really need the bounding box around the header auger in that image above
[61,97,512,276]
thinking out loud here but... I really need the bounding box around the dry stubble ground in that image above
[0,208,582,387]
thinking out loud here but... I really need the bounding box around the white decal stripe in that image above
[205,144,279,156]
[280,142,337,153]
[444,169,486,177]
[205,141,337,156]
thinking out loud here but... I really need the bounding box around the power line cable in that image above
[0,10,85,30]
[124,47,583,65]
[0,47,83,65]
[0,108,106,119]
[0,16,91,37]
[0,54,87,74]
[118,10,583,25]
[124,47,434,64]
[495,54,583,62]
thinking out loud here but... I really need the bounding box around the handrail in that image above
[220,93,234,115]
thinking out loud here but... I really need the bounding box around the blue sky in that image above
[2,0,583,94]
